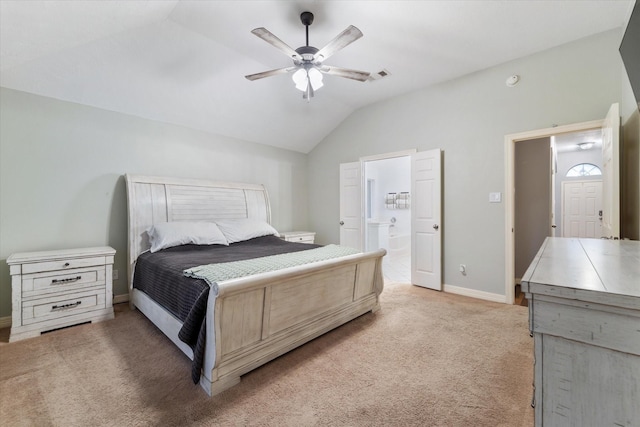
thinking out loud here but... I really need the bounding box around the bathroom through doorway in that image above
[364,154,411,283]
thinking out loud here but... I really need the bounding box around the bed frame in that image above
[125,174,385,396]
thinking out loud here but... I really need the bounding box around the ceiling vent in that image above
[369,69,391,82]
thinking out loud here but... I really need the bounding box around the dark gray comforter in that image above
[133,235,319,383]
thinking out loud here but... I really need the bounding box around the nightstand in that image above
[8,246,116,342]
[279,231,316,244]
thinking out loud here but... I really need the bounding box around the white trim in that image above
[113,293,130,305]
[359,149,417,162]
[0,315,11,329]
[444,284,507,304]
[504,119,604,305]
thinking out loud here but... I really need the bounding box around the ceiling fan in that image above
[245,11,370,100]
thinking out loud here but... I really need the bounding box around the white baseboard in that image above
[113,293,130,304]
[0,316,11,329]
[444,284,507,304]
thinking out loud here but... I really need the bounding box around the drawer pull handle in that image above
[51,301,82,311]
[51,276,82,285]
[63,262,70,267]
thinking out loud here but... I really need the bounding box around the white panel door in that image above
[562,180,603,238]
[339,162,363,250]
[601,103,620,239]
[550,139,557,236]
[411,149,442,290]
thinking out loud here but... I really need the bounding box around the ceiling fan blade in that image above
[245,67,296,81]
[313,25,363,62]
[251,28,302,61]
[321,66,370,82]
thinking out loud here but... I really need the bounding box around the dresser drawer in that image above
[21,256,108,275]
[21,266,106,298]
[22,289,106,326]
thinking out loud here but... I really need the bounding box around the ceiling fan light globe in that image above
[292,69,308,91]
[310,79,323,91]
[308,67,323,91]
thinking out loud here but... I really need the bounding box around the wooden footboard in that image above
[200,249,385,396]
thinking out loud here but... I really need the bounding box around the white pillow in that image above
[147,222,228,253]
[215,219,279,244]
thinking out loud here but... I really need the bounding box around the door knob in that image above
[433,224,439,230]
[339,221,344,226]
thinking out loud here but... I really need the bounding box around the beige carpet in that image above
[0,282,533,426]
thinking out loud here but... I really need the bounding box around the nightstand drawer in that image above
[22,267,106,297]
[290,236,314,243]
[21,256,108,275]
[22,289,106,326]
[279,231,316,244]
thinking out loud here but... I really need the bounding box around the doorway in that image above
[339,148,442,290]
[513,129,605,285]
[505,103,620,304]
[364,155,412,282]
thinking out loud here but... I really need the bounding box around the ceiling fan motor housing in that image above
[295,45,319,61]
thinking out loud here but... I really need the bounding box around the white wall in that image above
[307,29,625,298]
[0,88,308,317]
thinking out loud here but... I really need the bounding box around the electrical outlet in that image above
[112,269,119,280]
[459,264,466,275]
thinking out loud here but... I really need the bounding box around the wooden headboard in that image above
[124,174,271,290]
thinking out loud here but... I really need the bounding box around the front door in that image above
[562,180,603,238]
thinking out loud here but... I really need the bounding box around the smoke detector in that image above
[506,75,520,87]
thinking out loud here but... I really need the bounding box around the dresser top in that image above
[7,246,116,265]
[522,237,640,307]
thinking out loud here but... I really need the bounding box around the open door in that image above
[411,149,442,290]
[601,103,620,238]
[339,162,363,250]
[550,138,557,236]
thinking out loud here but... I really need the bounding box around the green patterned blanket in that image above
[183,244,360,287]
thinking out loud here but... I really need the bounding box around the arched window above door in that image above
[566,163,602,177]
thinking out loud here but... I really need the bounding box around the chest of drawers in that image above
[521,238,640,426]
[8,246,116,342]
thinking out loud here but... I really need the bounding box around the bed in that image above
[125,174,386,396]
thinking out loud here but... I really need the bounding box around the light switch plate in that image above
[489,192,502,203]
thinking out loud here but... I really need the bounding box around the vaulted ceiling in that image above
[0,1,633,153]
